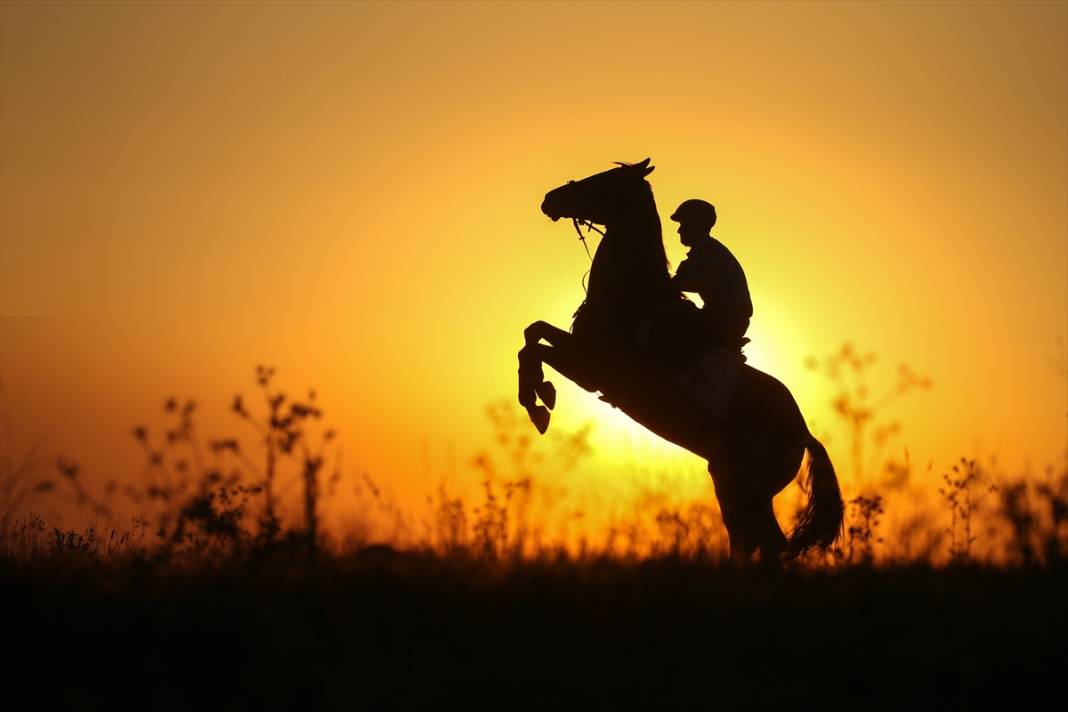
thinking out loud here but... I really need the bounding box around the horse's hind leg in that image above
[715,490,784,565]
[753,498,787,564]
[748,440,805,563]
[709,462,758,564]
[718,500,757,564]
[710,453,785,565]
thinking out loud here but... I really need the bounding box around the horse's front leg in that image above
[524,320,572,409]
[517,321,579,434]
[518,347,551,434]
[524,320,571,347]
[518,325,552,434]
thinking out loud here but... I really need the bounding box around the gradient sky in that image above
[2,1,1066,519]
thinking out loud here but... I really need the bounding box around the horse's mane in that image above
[636,179,672,280]
[580,178,676,327]
[616,179,673,297]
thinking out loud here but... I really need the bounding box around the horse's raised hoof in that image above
[536,380,557,410]
[526,405,551,434]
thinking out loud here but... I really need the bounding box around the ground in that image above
[5,550,1065,708]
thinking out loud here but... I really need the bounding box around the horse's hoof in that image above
[536,381,556,410]
[527,405,551,434]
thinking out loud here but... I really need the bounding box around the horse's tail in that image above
[787,433,844,556]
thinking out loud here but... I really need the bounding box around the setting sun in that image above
[1,0,1065,546]
[3,2,1066,707]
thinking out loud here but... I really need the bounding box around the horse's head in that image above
[541,158,656,226]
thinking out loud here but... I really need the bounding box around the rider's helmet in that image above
[670,199,717,231]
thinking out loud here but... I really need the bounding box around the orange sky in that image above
[2,1,1066,521]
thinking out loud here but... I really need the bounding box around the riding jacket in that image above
[671,236,752,350]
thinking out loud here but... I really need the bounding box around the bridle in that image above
[570,217,605,298]
[571,217,605,262]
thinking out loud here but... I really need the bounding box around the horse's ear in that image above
[635,157,654,176]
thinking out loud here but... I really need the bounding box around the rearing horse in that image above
[518,159,843,562]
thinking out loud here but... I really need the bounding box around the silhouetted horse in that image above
[518,159,843,562]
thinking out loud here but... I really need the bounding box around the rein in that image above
[571,218,605,297]
[571,217,605,262]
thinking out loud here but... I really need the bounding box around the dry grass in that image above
[1,361,1065,706]
[2,357,1065,568]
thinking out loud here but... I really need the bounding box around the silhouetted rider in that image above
[669,199,752,357]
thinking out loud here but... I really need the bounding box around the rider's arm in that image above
[672,252,719,295]
[672,258,699,293]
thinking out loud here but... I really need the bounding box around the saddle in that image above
[634,303,748,420]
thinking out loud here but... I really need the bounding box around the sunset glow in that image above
[2,1,1065,532]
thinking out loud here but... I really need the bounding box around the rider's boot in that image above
[535,380,556,410]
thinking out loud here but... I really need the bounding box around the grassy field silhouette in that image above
[2,356,1066,706]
